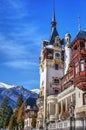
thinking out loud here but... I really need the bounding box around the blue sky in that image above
[0,0,86,90]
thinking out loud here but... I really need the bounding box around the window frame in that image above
[55,64,59,70]
[75,62,79,74]
[80,59,84,72]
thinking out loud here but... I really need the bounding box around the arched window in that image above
[80,59,84,72]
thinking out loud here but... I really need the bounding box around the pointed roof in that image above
[70,31,86,47]
[49,9,59,45]
[76,31,86,39]
[52,9,56,22]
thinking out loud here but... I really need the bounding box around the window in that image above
[80,42,85,49]
[47,50,53,59]
[83,93,86,105]
[48,52,53,57]
[55,52,60,58]
[50,103,55,115]
[80,59,84,72]
[75,62,79,74]
[55,64,59,70]
[54,79,59,84]
[55,90,58,94]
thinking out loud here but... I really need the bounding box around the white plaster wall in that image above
[40,68,46,88]
[75,88,83,108]
[47,65,63,94]
[64,45,71,74]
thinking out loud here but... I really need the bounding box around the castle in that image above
[36,9,86,128]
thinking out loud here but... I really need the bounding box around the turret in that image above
[65,33,71,44]
[64,33,71,75]
[49,9,59,45]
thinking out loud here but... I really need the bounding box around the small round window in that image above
[55,53,60,58]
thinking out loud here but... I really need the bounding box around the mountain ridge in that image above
[0,82,39,109]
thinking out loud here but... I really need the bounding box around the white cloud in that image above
[3,60,38,70]
[0,36,29,59]
[0,0,45,71]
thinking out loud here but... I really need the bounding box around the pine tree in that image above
[17,103,25,123]
[0,97,13,129]
[31,115,37,128]
[17,103,25,129]
[9,94,24,130]
[4,106,13,128]
[16,94,23,109]
[0,108,4,128]
[9,114,17,130]
[10,94,24,129]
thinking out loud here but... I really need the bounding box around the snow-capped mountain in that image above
[31,89,40,94]
[0,82,38,108]
[0,82,17,89]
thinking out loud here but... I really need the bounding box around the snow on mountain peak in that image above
[31,89,40,94]
[0,82,16,89]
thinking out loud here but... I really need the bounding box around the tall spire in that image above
[78,17,81,32]
[49,1,59,45]
[51,8,56,27]
[52,0,56,27]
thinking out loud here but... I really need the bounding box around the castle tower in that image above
[40,10,63,97]
[37,9,63,128]
[64,33,71,74]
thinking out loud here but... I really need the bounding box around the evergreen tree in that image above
[1,97,8,108]
[0,108,4,128]
[0,97,13,129]
[17,103,25,129]
[4,106,13,128]
[16,94,23,109]
[31,115,37,128]
[9,114,17,130]
[9,94,24,130]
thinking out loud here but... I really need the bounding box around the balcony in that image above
[74,74,86,90]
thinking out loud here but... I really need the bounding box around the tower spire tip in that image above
[78,17,81,32]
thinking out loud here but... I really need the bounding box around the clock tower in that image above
[39,10,63,97]
[37,10,63,127]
